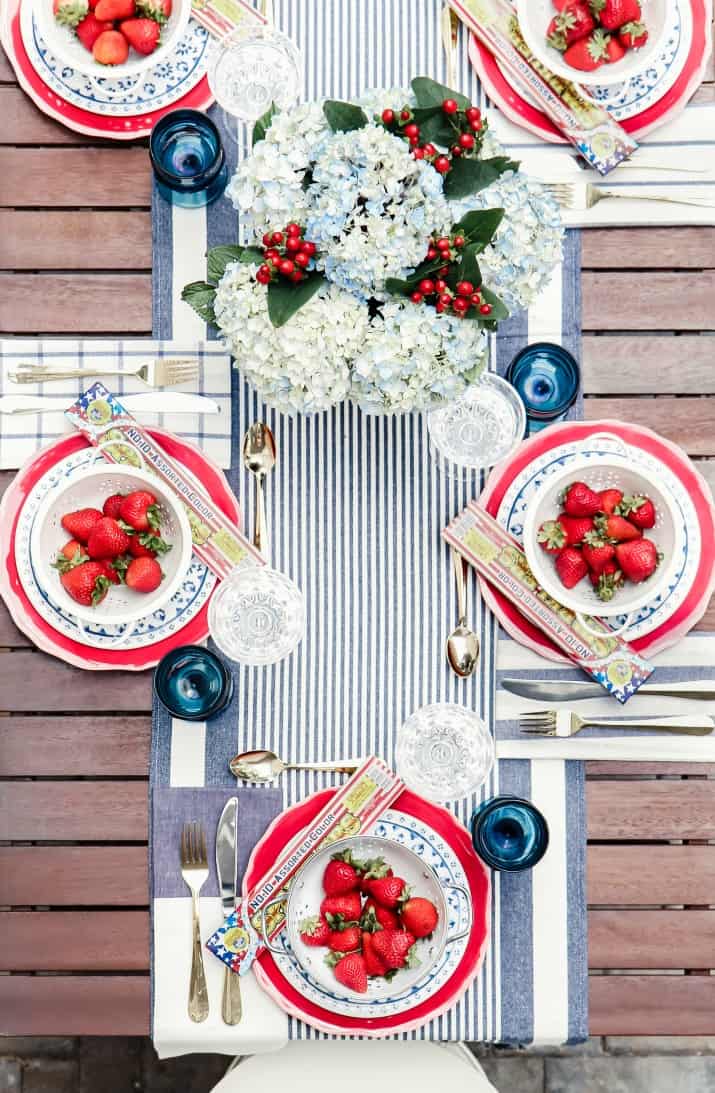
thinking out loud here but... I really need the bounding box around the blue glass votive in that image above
[149,110,228,208]
[154,645,234,721]
[505,343,580,433]
[471,796,549,871]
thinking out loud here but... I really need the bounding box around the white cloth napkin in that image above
[0,339,233,469]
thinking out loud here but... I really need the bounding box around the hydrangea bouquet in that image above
[183,77,563,416]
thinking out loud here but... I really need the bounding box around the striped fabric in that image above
[151,0,587,1054]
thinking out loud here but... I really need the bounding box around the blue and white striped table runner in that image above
[151,0,587,1055]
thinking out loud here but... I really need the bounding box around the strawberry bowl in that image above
[28,456,192,635]
[260,836,471,1008]
[521,434,685,636]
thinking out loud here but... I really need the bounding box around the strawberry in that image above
[553,0,571,8]
[120,16,161,54]
[589,0,641,31]
[561,481,602,517]
[61,507,102,543]
[599,488,623,516]
[92,29,129,64]
[560,514,594,546]
[125,556,162,593]
[400,897,439,939]
[546,1,595,50]
[617,494,655,529]
[119,490,160,532]
[563,28,609,70]
[299,915,331,947]
[87,516,131,560]
[615,538,660,583]
[371,929,417,971]
[53,0,88,28]
[360,899,400,932]
[99,560,122,585]
[94,0,135,18]
[555,546,589,589]
[327,924,362,953]
[320,892,362,922]
[363,875,409,909]
[75,11,113,50]
[604,33,626,61]
[102,493,125,520]
[537,519,566,553]
[595,513,642,542]
[538,515,593,551]
[618,19,648,47]
[359,858,391,893]
[323,850,362,896]
[362,932,388,977]
[60,561,111,607]
[331,952,368,993]
[136,0,171,21]
[128,531,171,558]
[59,539,88,563]
[590,560,624,602]
[582,532,615,575]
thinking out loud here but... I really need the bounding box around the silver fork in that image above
[180,822,210,1023]
[8,357,200,388]
[546,182,715,212]
[520,709,715,737]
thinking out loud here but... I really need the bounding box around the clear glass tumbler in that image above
[427,372,527,480]
[208,565,305,666]
[208,23,302,131]
[395,702,495,804]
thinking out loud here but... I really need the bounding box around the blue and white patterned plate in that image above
[20,1,210,117]
[268,810,472,1019]
[496,434,701,642]
[15,445,216,650]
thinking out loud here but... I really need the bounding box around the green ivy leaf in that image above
[323,100,369,132]
[206,245,262,284]
[252,103,278,146]
[453,208,505,250]
[411,76,470,110]
[267,271,325,327]
[444,156,520,199]
[181,281,216,325]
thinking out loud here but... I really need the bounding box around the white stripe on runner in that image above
[527,254,563,345]
[171,204,209,341]
[169,718,207,787]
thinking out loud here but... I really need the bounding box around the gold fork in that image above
[519,709,715,737]
[546,182,715,212]
[8,357,200,388]
[180,822,210,1023]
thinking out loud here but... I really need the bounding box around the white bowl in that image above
[260,836,471,1004]
[30,459,192,631]
[34,0,191,86]
[522,435,683,635]
[515,0,671,87]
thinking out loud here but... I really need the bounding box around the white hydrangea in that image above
[213,261,369,414]
[350,299,488,414]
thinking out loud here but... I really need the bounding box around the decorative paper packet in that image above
[449,0,638,174]
[206,758,405,975]
[191,0,265,39]
[66,383,263,581]
[444,502,655,702]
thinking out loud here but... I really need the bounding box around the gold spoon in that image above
[446,549,480,678]
[229,749,359,783]
[242,422,276,557]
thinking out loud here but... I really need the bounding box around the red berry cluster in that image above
[256,223,317,286]
[379,99,483,174]
[409,234,492,318]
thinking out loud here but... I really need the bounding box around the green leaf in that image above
[456,243,481,288]
[181,281,216,325]
[411,76,470,110]
[478,285,509,321]
[444,156,520,199]
[453,208,505,250]
[205,245,253,284]
[252,103,278,146]
[416,114,461,148]
[266,272,325,327]
[323,100,369,132]
[385,277,413,297]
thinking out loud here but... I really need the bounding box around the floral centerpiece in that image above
[183,78,563,415]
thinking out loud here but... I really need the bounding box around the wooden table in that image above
[1,36,715,1039]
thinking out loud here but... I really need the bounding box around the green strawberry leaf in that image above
[323,100,369,132]
[252,102,278,146]
[181,281,216,325]
[411,76,469,110]
[444,156,520,199]
[452,207,505,250]
[266,270,325,327]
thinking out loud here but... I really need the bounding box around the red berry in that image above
[454,235,465,247]
[418,278,435,294]
[423,143,436,156]
[294,251,310,268]
[434,279,447,292]
[400,108,410,120]
[301,241,316,257]
[271,231,284,244]
[434,155,451,174]
[408,134,420,147]
[435,302,446,313]
[262,232,272,246]
[470,293,481,306]
[289,271,304,282]
[442,97,458,113]
[270,256,281,267]
[426,246,437,259]
[278,259,295,275]
[436,237,451,251]
[470,118,482,131]
[452,297,469,314]
[285,236,301,252]
[479,303,492,315]
[438,292,452,307]
[256,269,270,284]
[410,291,423,303]
[456,280,474,296]
[381,108,395,124]
[285,222,301,235]
[412,147,425,159]
[404,122,419,138]
[438,265,450,276]
[264,248,279,261]
[466,106,481,122]
[450,145,462,157]
[458,132,475,149]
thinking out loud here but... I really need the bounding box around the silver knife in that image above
[501,678,715,702]
[0,392,220,416]
[216,796,242,1025]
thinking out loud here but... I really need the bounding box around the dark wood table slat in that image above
[0,911,149,971]
[1,210,152,270]
[0,651,151,710]
[0,976,150,1037]
[0,87,88,146]
[584,396,715,455]
[589,909,715,969]
[582,271,715,330]
[588,781,715,839]
[0,148,150,207]
[0,847,148,906]
[0,274,152,333]
[589,976,715,1036]
[0,715,150,776]
[588,845,715,905]
[581,228,715,269]
[0,781,148,841]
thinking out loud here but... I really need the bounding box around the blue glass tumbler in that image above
[505,343,580,434]
[471,796,549,871]
[150,110,228,208]
[154,645,233,721]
